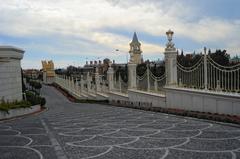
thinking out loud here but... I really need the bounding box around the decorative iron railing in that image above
[136,66,166,93]
[177,54,240,93]
[114,74,128,94]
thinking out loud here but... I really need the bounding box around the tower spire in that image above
[131,32,139,44]
[129,32,142,64]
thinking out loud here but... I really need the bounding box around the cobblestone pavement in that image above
[1,86,240,159]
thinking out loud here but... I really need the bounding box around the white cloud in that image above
[0,0,239,68]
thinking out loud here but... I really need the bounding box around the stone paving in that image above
[1,86,240,159]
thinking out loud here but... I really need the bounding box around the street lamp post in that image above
[115,49,128,64]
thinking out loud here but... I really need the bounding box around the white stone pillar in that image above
[57,75,60,85]
[71,77,74,92]
[114,75,117,89]
[0,46,24,102]
[80,75,84,95]
[55,75,58,84]
[63,76,65,86]
[74,80,78,94]
[77,82,81,96]
[68,76,71,91]
[68,76,71,89]
[216,80,221,91]
[87,72,91,93]
[100,77,103,92]
[64,76,67,88]
[128,63,137,89]
[62,76,64,87]
[204,47,208,90]
[43,72,47,84]
[69,76,71,91]
[70,76,73,91]
[58,75,63,86]
[164,50,178,85]
[95,68,100,92]
[164,29,178,86]
[154,79,158,92]
[107,66,114,92]
[118,76,122,93]
[147,65,150,91]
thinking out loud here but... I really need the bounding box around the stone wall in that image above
[108,91,129,102]
[109,87,240,116]
[128,89,166,108]
[0,46,24,102]
[165,87,240,116]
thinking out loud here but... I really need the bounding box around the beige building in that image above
[42,60,55,84]
[129,32,142,64]
[0,46,25,102]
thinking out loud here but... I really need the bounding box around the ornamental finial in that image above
[165,29,175,51]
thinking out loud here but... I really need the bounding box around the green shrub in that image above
[0,91,46,113]
[26,91,46,106]
[224,118,232,123]
[40,98,46,106]
[0,100,32,112]
[29,80,42,90]
[26,76,30,83]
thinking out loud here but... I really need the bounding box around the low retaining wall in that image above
[165,87,240,116]
[55,81,240,116]
[109,90,166,109]
[0,105,41,120]
[96,93,109,100]
[128,89,166,108]
[109,91,129,103]
[54,83,82,99]
[54,82,109,101]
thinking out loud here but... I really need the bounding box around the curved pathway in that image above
[0,85,240,159]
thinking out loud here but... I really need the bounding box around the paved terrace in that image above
[1,86,240,159]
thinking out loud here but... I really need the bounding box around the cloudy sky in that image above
[0,0,239,69]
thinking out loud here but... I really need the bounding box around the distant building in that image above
[230,55,240,64]
[42,60,55,84]
[0,46,25,102]
[23,69,41,79]
[149,60,165,67]
[83,58,111,75]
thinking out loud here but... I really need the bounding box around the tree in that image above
[178,52,202,67]
[210,50,230,66]
[137,63,147,76]
[149,64,165,77]
[115,65,128,82]
[208,49,211,55]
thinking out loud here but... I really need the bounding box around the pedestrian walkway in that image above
[0,85,240,159]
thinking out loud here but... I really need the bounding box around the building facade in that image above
[42,60,55,84]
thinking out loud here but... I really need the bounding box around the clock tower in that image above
[129,32,142,64]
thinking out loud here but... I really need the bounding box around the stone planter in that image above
[0,105,41,120]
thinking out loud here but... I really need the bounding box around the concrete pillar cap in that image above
[0,45,25,60]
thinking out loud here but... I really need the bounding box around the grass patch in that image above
[25,91,46,108]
